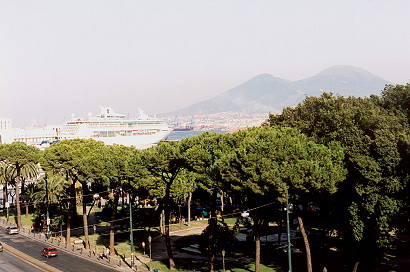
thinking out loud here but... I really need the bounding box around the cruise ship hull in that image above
[0,106,172,149]
[59,128,171,149]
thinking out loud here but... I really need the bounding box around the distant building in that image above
[0,125,59,146]
[0,118,11,130]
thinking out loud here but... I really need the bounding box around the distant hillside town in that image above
[164,112,268,132]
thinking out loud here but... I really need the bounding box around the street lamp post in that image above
[46,174,50,239]
[6,201,9,222]
[148,235,152,271]
[129,192,134,269]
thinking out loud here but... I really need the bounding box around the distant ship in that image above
[171,116,194,132]
[172,125,194,132]
[0,106,172,149]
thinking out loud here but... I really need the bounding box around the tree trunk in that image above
[352,262,359,272]
[162,209,166,235]
[121,189,124,210]
[21,178,25,195]
[164,185,176,270]
[109,191,119,256]
[87,199,96,219]
[82,187,90,250]
[187,192,192,226]
[2,184,7,208]
[219,190,224,223]
[255,224,261,272]
[22,178,28,218]
[207,189,218,272]
[66,201,71,246]
[207,218,216,272]
[297,216,312,272]
[15,175,22,229]
[70,180,77,220]
[66,176,76,246]
[159,210,163,235]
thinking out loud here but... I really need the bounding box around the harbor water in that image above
[166,130,227,141]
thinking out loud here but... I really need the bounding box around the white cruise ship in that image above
[0,106,172,149]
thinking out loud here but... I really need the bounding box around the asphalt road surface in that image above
[0,227,118,272]
[0,249,43,272]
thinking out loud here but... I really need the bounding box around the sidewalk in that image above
[146,226,208,262]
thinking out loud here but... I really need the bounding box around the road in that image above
[0,227,119,272]
[0,249,43,272]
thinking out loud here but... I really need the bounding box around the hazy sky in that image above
[1,1,410,127]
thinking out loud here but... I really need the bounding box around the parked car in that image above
[6,227,19,235]
[41,247,58,258]
[0,242,3,252]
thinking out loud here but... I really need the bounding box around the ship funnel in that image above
[98,106,125,118]
[138,108,148,119]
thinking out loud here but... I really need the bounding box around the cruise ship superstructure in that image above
[0,106,172,149]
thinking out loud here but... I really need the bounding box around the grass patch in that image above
[20,213,36,226]
[148,258,282,272]
[75,227,160,260]
[0,209,36,226]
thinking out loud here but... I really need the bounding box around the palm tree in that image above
[33,174,67,206]
[9,163,41,217]
[0,162,10,208]
[0,162,38,210]
[24,183,37,217]
[0,142,41,229]
[32,174,68,232]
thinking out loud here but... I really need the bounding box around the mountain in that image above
[169,74,294,116]
[291,65,390,97]
[163,65,391,117]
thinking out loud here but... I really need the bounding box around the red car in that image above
[41,247,58,258]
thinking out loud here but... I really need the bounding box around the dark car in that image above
[41,247,58,258]
[0,242,3,252]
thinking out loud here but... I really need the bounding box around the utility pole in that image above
[46,174,50,239]
[148,235,152,271]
